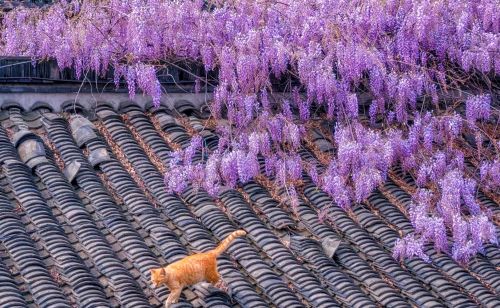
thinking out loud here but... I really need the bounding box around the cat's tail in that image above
[212,230,247,256]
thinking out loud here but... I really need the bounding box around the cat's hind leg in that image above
[206,267,220,284]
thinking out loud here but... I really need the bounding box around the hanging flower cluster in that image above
[2,0,498,264]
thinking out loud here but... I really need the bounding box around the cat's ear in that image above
[160,268,167,275]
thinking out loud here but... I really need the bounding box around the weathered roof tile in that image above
[0,100,498,308]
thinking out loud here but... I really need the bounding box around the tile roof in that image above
[0,100,499,308]
[0,0,52,11]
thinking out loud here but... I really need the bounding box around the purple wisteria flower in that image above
[393,235,430,263]
[9,0,499,265]
[466,94,491,124]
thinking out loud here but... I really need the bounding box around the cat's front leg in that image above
[165,287,183,307]
[164,289,175,308]
[164,294,175,308]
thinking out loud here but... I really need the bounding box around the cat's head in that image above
[150,268,168,287]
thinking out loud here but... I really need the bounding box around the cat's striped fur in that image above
[150,230,247,307]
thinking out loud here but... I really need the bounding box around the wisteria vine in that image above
[1,0,499,264]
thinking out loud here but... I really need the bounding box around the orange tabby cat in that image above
[151,230,246,307]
